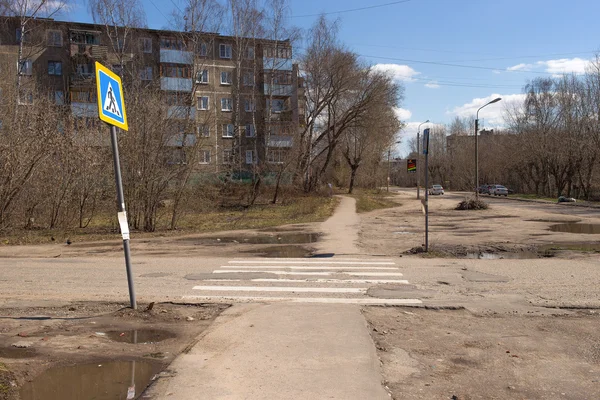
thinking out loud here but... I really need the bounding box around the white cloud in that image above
[372,63,420,82]
[543,58,590,75]
[449,93,527,126]
[394,107,412,121]
[425,81,440,89]
[507,63,534,72]
[506,57,592,76]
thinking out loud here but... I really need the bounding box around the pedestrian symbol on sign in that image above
[103,83,121,117]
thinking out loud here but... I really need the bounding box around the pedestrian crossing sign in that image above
[95,62,128,131]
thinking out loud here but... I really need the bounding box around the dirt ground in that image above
[363,307,600,400]
[0,302,228,400]
[359,189,600,257]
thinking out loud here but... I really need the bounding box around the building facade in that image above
[0,17,302,175]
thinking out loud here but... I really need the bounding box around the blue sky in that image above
[67,0,600,155]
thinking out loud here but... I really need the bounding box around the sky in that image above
[64,0,600,156]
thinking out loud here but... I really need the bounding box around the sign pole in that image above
[423,128,430,252]
[110,125,136,309]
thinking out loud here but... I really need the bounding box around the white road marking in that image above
[220,265,399,270]
[228,261,396,265]
[203,279,410,284]
[346,272,406,277]
[212,270,333,276]
[192,286,366,293]
[228,258,394,262]
[182,296,423,305]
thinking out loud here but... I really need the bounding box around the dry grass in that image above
[0,195,339,246]
[347,188,401,213]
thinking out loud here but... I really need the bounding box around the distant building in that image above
[0,16,304,173]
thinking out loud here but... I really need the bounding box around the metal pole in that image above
[425,144,429,252]
[387,148,391,192]
[416,130,420,199]
[110,125,137,310]
[475,118,479,200]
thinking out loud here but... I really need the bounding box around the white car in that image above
[490,184,508,196]
[429,185,444,195]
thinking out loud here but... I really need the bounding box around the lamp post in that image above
[416,120,429,199]
[475,98,501,199]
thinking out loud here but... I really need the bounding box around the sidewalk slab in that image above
[153,303,389,399]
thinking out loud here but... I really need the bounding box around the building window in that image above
[221,98,232,111]
[141,37,152,53]
[246,46,254,60]
[245,124,256,138]
[54,90,64,105]
[112,64,123,76]
[198,124,210,137]
[220,71,232,85]
[19,59,32,76]
[245,150,256,164]
[265,46,291,59]
[267,149,284,164]
[267,99,285,113]
[220,43,232,59]
[70,31,100,45]
[196,69,208,83]
[197,96,209,110]
[75,62,94,77]
[161,64,191,78]
[269,70,293,85]
[160,37,185,50]
[244,99,256,112]
[47,30,62,47]
[199,150,211,164]
[198,42,208,56]
[243,72,254,86]
[140,66,153,81]
[48,61,62,76]
[222,124,234,138]
[223,149,233,164]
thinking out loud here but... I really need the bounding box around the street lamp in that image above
[387,140,402,192]
[475,98,501,199]
[416,120,429,199]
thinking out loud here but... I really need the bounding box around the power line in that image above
[148,0,171,24]
[292,0,412,18]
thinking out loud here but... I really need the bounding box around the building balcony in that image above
[160,49,193,64]
[263,57,293,71]
[71,102,97,117]
[70,43,107,59]
[167,106,196,120]
[161,77,193,92]
[264,84,293,97]
[266,135,293,148]
[70,73,95,86]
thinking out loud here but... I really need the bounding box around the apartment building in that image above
[0,17,303,174]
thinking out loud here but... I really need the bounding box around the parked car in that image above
[490,184,508,196]
[478,184,493,194]
[429,184,444,195]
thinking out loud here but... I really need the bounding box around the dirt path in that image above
[314,195,361,255]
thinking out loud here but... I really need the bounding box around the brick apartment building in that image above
[0,16,304,174]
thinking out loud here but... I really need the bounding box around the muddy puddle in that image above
[192,232,320,245]
[549,223,600,234]
[246,245,313,258]
[464,251,549,260]
[19,360,162,400]
[104,329,175,344]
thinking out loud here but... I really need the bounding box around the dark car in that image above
[477,184,492,194]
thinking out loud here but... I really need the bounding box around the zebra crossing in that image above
[182,258,422,305]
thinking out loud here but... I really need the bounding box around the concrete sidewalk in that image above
[152,303,389,399]
[315,195,361,255]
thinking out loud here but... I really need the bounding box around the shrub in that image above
[456,197,489,210]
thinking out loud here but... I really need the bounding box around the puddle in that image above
[247,245,312,258]
[198,233,320,245]
[105,329,175,344]
[0,346,37,359]
[464,251,549,260]
[549,223,600,234]
[19,360,162,400]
